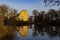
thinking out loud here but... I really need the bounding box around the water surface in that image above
[13,24,60,40]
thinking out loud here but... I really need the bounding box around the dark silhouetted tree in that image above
[47,9,58,21]
[32,10,39,23]
[43,0,60,6]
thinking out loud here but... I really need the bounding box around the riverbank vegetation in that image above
[29,9,60,26]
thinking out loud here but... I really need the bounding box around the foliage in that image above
[32,9,60,25]
[0,4,9,15]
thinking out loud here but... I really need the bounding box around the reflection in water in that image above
[0,24,60,40]
[31,24,60,38]
[15,24,60,40]
[16,26,28,37]
[0,25,15,40]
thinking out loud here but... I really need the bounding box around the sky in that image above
[0,0,60,15]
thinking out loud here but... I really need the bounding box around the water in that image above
[13,24,60,40]
[1,24,60,40]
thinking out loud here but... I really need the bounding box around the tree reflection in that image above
[32,31,38,37]
[31,24,60,38]
[16,25,28,37]
[32,24,44,37]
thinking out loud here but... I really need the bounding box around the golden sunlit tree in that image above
[0,4,14,38]
[16,10,29,21]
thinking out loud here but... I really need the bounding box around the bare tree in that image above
[43,0,60,6]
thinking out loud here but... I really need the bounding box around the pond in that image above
[1,24,60,40]
[13,24,60,40]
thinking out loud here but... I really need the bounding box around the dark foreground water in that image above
[1,24,60,40]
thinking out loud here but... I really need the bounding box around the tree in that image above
[40,11,45,18]
[0,4,9,16]
[0,4,9,25]
[43,14,48,21]
[47,9,58,21]
[56,10,60,18]
[38,11,45,22]
[0,4,15,38]
[32,10,39,23]
[43,0,60,6]
[13,9,17,17]
[32,10,39,16]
